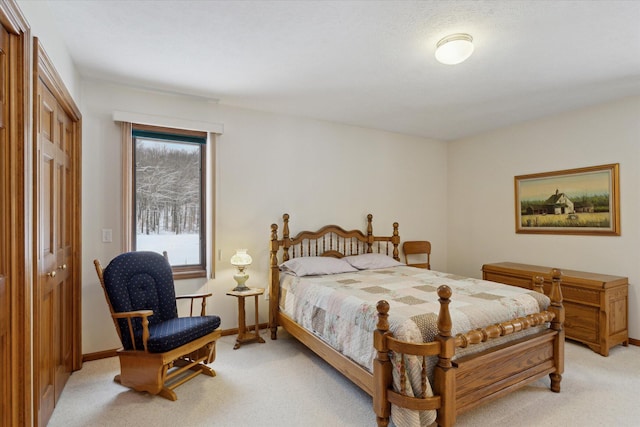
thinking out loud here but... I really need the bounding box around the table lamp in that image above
[230,249,252,292]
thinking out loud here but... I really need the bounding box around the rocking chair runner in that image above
[94,251,222,401]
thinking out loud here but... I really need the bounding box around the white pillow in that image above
[344,253,404,270]
[279,256,358,277]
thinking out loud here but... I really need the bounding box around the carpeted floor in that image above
[48,330,640,427]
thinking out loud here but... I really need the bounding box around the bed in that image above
[269,213,564,427]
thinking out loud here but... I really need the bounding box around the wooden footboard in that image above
[373,269,564,427]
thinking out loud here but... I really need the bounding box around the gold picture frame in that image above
[515,163,620,235]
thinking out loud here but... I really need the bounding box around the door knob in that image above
[47,270,57,277]
[58,264,67,270]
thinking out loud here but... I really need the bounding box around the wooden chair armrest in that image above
[176,293,212,300]
[111,310,153,352]
[176,293,212,317]
[111,310,153,319]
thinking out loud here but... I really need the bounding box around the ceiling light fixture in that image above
[435,33,474,65]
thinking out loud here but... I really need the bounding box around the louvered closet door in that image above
[35,77,73,427]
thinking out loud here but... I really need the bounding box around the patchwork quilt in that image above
[279,265,550,426]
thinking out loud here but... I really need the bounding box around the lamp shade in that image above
[230,249,252,267]
[435,33,474,65]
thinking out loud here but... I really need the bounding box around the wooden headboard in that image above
[269,213,400,336]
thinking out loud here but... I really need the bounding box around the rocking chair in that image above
[94,251,222,400]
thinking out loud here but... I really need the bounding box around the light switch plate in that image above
[102,228,112,243]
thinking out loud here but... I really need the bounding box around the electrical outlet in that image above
[102,228,112,243]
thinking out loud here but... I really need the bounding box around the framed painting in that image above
[515,163,620,235]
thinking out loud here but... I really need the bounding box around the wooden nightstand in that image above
[226,287,266,350]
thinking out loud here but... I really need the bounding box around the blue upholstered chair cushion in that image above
[102,251,221,352]
[147,316,221,353]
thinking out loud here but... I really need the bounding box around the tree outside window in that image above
[132,126,207,277]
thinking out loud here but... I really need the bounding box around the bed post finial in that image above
[549,269,564,327]
[376,300,390,331]
[366,214,374,253]
[437,286,452,339]
[270,223,278,263]
[548,268,564,393]
[283,213,290,239]
[434,285,456,427]
[373,300,391,427]
[392,222,400,261]
[282,213,291,262]
[533,275,545,293]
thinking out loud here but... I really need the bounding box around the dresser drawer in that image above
[564,301,598,343]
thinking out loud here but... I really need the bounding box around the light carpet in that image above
[48,330,640,427]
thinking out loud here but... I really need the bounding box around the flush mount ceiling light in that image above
[435,33,474,65]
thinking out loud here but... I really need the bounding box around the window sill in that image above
[172,267,207,281]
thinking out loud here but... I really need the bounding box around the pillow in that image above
[279,256,358,277]
[344,253,404,270]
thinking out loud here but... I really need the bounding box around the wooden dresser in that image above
[482,262,629,356]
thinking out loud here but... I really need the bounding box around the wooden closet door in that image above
[35,77,73,426]
[0,6,31,423]
[0,275,7,427]
[33,38,82,427]
[55,103,74,400]
[0,23,10,427]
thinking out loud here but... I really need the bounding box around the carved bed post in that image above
[373,300,392,427]
[366,214,374,253]
[271,214,293,339]
[391,222,400,261]
[533,275,544,293]
[282,213,290,261]
[434,285,455,427]
[270,223,280,340]
[548,268,565,392]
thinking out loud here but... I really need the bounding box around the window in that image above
[130,124,208,278]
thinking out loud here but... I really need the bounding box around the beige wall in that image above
[80,80,448,353]
[447,96,640,340]
[17,0,81,100]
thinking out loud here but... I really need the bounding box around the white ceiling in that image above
[45,0,640,141]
